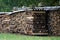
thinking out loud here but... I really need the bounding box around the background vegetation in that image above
[0,0,59,11]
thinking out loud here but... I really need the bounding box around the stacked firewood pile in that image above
[0,15,10,32]
[8,12,29,34]
[0,14,6,32]
[48,11,60,35]
[33,12,48,34]
[0,12,34,34]
[0,10,60,35]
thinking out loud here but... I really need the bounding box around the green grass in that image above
[0,33,60,40]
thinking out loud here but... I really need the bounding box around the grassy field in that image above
[0,33,60,40]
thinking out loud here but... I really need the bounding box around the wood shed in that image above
[0,6,60,36]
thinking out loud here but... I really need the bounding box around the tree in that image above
[0,0,59,11]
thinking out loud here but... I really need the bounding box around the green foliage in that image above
[0,0,59,12]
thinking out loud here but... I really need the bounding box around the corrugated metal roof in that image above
[34,6,60,10]
[0,6,60,15]
[0,10,25,15]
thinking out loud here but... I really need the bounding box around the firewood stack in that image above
[0,11,33,34]
[0,12,26,33]
[32,11,48,35]
[9,12,27,34]
[9,12,34,34]
[25,12,34,34]
[0,10,60,35]
[48,11,60,35]
[0,14,5,32]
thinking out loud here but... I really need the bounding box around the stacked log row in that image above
[32,11,48,35]
[0,14,6,32]
[9,12,27,34]
[0,15,10,32]
[0,10,60,35]
[48,10,60,35]
[25,12,34,34]
[0,11,34,34]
